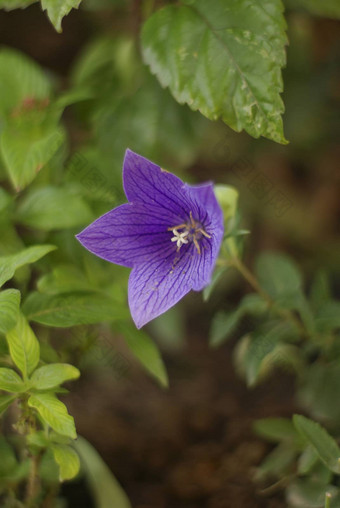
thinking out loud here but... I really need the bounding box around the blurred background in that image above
[0,1,339,507]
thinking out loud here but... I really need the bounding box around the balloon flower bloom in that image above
[76,150,224,328]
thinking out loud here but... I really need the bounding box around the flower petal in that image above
[185,183,224,290]
[123,149,191,221]
[128,242,201,328]
[76,203,174,268]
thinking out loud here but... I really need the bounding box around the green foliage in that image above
[0,368,25,392]
[142,0,288,144]
[5,313,40,379]
[0,244,56,288]
[117,323,169,388]
[285,0,340,19]
[75,436,132,508]
[16,185,93,230]
[293,415,340,475]
[0,289,20,334]
[23,291,128,327]
[40,0,82,32]
[28,393,77,439]
[51,444,80,481]
[30,363,80,390]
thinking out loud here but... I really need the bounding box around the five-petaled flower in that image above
[76,150,224,328]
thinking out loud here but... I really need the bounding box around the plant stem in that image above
[25,452,42,508]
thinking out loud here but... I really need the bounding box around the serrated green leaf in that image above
[118,323,168,388]
[6,314,40,379]
[0,47,51,118]
[0,289,21,334]
[142,0,288,144]
[255,251,303,301]
[16,186,93,231]
[0,244,56,288]
[31,363,80,390]
[293,415,340,474]
[0,368,25,392]
[75,436,131,508]
[0,394,16,415]
[41,0,82,32]
[23,291,128,327]
[28,393,76,439]
[51,444,80,481]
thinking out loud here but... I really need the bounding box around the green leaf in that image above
[41,0,82,32]
[214,185,239,226]
[255,251,303,301]
[0,289,21,334]
[0,368,25,392]
[16,186,93,231]
[0,244,56,288]
[75,436,131,508]
[285,0,340,19]
[0,437,18,477]
[209,309,241,347]
[0,47,51,118]
[23,291,128,327]
[315,302,340,333]
[293,415,340,474]
[142,0,288,144]
[6,313,40,379]
[0,394,16,415]
[31,363,80,390]
[298,445,319,475]
[1,120,65,191]
[51,444,80,481]
[28,393,76,439]
[255,442,296,481]
[203,265,229,301]
[287,479,339,508]
[37,265,92,294]
[118,323,168,388]
[253,418,299,444]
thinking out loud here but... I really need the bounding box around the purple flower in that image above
[76,150,224,328]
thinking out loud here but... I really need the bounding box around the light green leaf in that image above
[1,121,65,191]
[0,47,51,118]
[16,186,93,231]
[6,314,40,379]
[24,291,128,328]
[31,363,80,390]
[0,244,56,288]
[75,436,131,508]
[0,289,21,334]
[0,188,12,213]
[293,415,340,474]
[28,393,76,439]
[0,368,25,393]
[0,394,16,415]
[142,0,288,144]
[51,444,80,481]
[214,185,238,226]
[255,251,303,300]
[41,0,82,32]
[118,323,168,388]
[209,309,241,347]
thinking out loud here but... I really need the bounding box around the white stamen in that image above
[171,229,188,249]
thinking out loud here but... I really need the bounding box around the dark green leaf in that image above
[209,309,241,347]
[255,251,303,300]
[253,418,299,443]
[0,289,20,334]
[142,0,288,144]
[255,442,296,481]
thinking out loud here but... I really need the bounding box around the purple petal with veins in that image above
[76,149,224,328]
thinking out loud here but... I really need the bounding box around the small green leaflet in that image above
[0,368,25,393]
[0,289,20,334]
[41,0,82,32]
[142,0,288,144]
[30,363,80,390]
[51,444,80,481]
[0,244,56,288]
[28,393,77,439]
[5,314,40,379]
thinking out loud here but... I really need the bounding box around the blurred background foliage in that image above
[0,0,339,507]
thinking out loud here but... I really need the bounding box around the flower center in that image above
[168,212,211,254]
